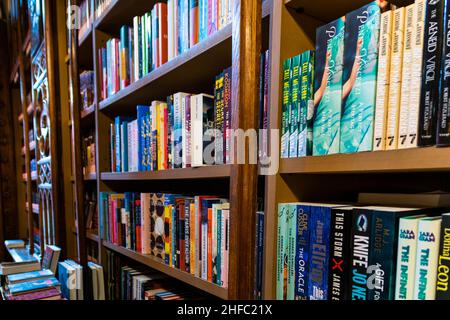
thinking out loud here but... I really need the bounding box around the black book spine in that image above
[350,209,372,300]
[419,0,445,146]
[438,0,450,146]
[329,207,352,301]
[436,214,450,300]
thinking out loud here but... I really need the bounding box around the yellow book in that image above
[190,203,196,276]
[386,7,406,150]
[164,203,172,267]
[156,101,168,170]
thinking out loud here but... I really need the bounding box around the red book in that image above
[158,3,168,67]
[179,201,186,271]
[152,7,159,68]
[207,207,213,282]
[135,198,142,253]
[189,0,199,47]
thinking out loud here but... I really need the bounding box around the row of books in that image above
[277,198,450,300]
[80,70,95,111]
[83,134,96,176]
[109,68,232,172]
[282,0,450,159]
[78,0,113,40]
[98,0,231,101]
[99,192,230,288]
[84,190,98,232]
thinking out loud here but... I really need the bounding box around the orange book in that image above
[189,0,199,47]
[207,207,213,282]
[158,3,168,67]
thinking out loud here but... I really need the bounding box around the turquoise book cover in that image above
[313,17,346,156]
[299,50,315,157]
[340,2,382,154]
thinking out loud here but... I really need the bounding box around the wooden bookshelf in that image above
[84,172,97,181]
[103,241,229,300]
[101,165,232,181]
[81,104,95,120]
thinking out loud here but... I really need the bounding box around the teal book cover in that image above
[340,2,382,154]
[289,55,301,158]
[313,17,346,156]
[299,50,315,157]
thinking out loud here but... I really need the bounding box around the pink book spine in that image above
[141,194,151,255]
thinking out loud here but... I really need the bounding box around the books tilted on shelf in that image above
[42,245,62,274]
[277,201,449,301]
[100,192,230,288]
[88,262,105,300]
[58,260,84,301]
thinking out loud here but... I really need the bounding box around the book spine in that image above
[328,207,352,301]
[190,0,199,47]
[308,206,331,300]
[179,202,186,271]
[208,207,213,282]
[276,204,288,300]
[286,204,297,300]
[121,122,129,172]
[294,205,311,300]
[174,94,183,169]
[438,1,450,146]
[201,202,208,280]
[168,0,174,60]
[173,202,179,268]
[195,198,200,277]
[133,17,139,81]
[217,207,223,286]
[395,216,423,300]
[418,0,445,146]
[281,59,292,159]
[255,211,265,299]
[374,10,394,151]
[368,212,396,301]
[350,209,372,300]
[115,118,121,172]
[164,201,172,265]
[120,26,130,90]
[386,7,405,150]
[436,214,450,300]
[414,218,442,300]
[110,124,115,172]
[398,4,417,149]
[185,96,192,168]
[185,201,191,273]
[190,203,196,275]
[159,3,168,66]
[289,55,301,159]
[167,96,175,169]
[223,68,232,164]
[214,73,225,165]
[222,207,230,288]
[181,95,188,168]
[407,0,427,148]
[298,50,314,157]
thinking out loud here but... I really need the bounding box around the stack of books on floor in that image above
[276,193,450,301]
[2,273,63,301]
[100,192,230,288]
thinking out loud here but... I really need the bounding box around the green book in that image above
[289,55,301,158]
[286,204,297,300]
[281,58,292,159]
[299,50,315,157]
[276,204,289,300]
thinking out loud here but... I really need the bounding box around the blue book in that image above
[106,40,112,97]
[201,198,221,279]
[137,105,150,172]
[119,25,130,90]
[121,121,129,172]
[9,277,60,296]
[115,117,122,172]
[295,204,311,300]
[7,269,53,284]
[199,0,208,41]
[307,205,332,300]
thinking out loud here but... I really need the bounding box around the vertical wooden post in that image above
[228,0,262,300]
[68,0,88,270]
[16,0,34,255]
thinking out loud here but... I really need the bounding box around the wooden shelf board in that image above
[94,0,154,33]
[81,104,96,120]
[84,172,97,181]
[280,147,450,175]
[284,0,414,22]
[78,25,92,47]
[99,23,232,114]
[72,228,100,242]
[101,165,232,181]
[103,241,228,299]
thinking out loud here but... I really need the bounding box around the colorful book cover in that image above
[281,58,292,159]
[341,2,381,153]
[177,197,186,271]
[7,269,54,285]
[373,10,394,151]
[190,202,196,275]
[185,198,193,273]
[164,195,175,266]
[436,213,450,300]
[294,204,311,300]
[214,72,225,165]
[407,0,426,148]
[289,55,301,158]
[9,277,60,296]
[299,50,315,157]
[167,95,175,169]
[276,204,289,300]
[350,208,372,300]
[119,25,130,90]
[308,205,332,300]
[328,207,353,301]
[223,67,232,164]
[140,193,152,255]
[185,95,192,168]
[208,0,218,36]
[313,17,346,156]
[418,0,445,146]
[137,106,150,172]
[437,0,450,146]
[395,215,426,300]
[413,217,442,300]
[190,0,199,47]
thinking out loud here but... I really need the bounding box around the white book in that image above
[133,16,140,81]
[141,193,151,255]
[407,0,426,148]
[201,220,208,280]
[398,4,416,149]
[374,10,394,151]
[180,93,190,168]
[131,120,138,172]
[386,7,406,150]
[89,263,98,300]
[413,217,442,300]
[395,215,426,300]
[220,204,227,287]
[191,94,215,167]
[127,122,133,172]
[168,0,174,60]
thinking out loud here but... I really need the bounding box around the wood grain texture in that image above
[228,0,262,300]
